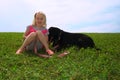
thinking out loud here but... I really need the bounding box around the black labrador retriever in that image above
[48,27,99,51]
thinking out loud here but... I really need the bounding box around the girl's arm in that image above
[23,27,29,40]
[45,35,48,42]
[44,29,49,42]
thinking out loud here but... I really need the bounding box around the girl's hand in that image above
[23,36,27,41]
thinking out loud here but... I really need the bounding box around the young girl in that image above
[16,11,54,55]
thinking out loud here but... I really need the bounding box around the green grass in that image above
[0,32,120,80]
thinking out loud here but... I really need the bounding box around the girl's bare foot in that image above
[16,49,23,54]
[46,49,54,55]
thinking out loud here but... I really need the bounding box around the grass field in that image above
[0,33,120,80]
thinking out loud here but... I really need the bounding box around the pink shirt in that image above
[26,25,49,36]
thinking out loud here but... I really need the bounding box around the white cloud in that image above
[22,0,120,24]
[0,0,120,32]
[77,23,120,32]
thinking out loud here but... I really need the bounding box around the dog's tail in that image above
[94,46,110,55]
[95,47,101,51]
[93,45,101,52]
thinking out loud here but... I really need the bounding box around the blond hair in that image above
[32,11,47,27]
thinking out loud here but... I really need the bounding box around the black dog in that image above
[48,27,98,51]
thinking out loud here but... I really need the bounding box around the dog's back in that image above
[60,31,95,48]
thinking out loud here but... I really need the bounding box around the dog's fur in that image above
[48,27,98,51]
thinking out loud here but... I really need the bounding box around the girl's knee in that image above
[29,32,37,37]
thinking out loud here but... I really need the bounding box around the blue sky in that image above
[0,0,120,32]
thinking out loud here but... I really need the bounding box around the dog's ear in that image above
[48,27,61,34]
[48,27,62,42]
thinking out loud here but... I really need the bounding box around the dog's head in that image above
[48,27,62,45]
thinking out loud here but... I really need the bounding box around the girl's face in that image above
[35,13,45,27]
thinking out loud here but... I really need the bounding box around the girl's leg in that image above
[16,32,37,54]
[36,31,54,55]
[34,40,37,54]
